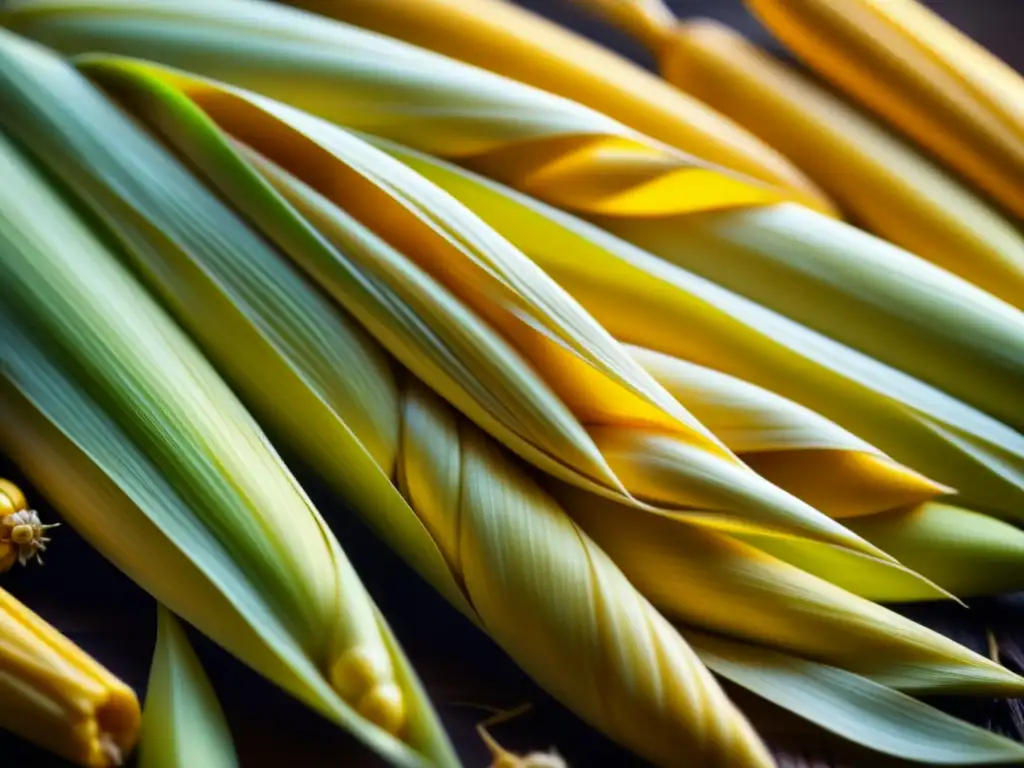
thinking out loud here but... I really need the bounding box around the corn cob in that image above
[746,0,1024,221]
[139,608,238,768]
[368,137,1024,523]
[9,0,1024,432]
[23,47,884,555]
[575,4,1024,308]
[0,586,141,766]
[283,0,827,201]
[556,486,1023,695]
[0,478,58,572]
[0,130,457,767]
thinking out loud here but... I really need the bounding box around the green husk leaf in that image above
[140,607,238,768]
[688,630,1024,765]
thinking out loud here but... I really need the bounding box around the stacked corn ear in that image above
[9,0,1024,435]
[139,608,238,768]
[746,0,1024,222]
[0,477,58,572]
[254,0,1024,430]
[3,29,1022,767]
[283,0,828,201]
[20,47,891,555]
[368,138,1024,524]
[0,585,141,766]
[0,125,458,767]
[574,3,1024,309]
[0,37,778,768]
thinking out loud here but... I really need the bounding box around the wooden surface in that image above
[4,1,1024,766]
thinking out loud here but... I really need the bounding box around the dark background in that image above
[4,1,1024,766]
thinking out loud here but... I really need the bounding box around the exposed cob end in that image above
[0,588,142,767]
[330,646,407,735]
[0,478,58,571]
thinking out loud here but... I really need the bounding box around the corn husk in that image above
[281,0,826,201]
[0,39,783,767]
[629,345,948,518]
[687,630,1024,766]
[26,46,889,556]
[746,0,1024,221]
[556,485,1024,696]
[140,608,238,768]
[0,586,141,767]
[365,137,1024,523]
[0,128,457,768]
[574,5,1024,308]
[28,0,1014,426]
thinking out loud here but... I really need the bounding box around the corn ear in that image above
[557,486,1024,696]
[370,137,1024,522]
[140,608,238,768]
[282,0,828,202]
[629,345,949,517]
[0,586,141,766]
[397,381,774,768]
[578,6,1024,308]
[746,0,1024,221]
[687,631,1024,766]
[49,51,886,556]
[0,129,457,767]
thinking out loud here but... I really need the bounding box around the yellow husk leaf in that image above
[630,345,949,518]
[51,51,886,556]
[0,125,457,767]
[366,137,1024,523]
[576,4,1024,308]
[555,486,1024,696]
[745,0,1024,221]
[284,0,829,203]
[0,586,141,767]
